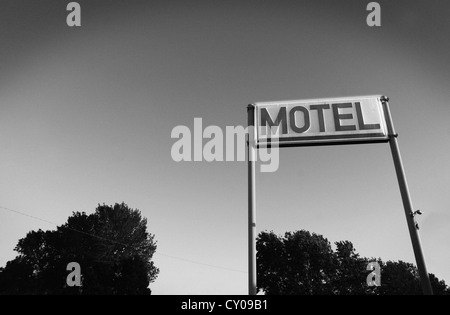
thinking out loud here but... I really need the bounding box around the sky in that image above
[0,0,449,295]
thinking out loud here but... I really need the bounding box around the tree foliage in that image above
[0,203,158,295]
[257,230,449,295]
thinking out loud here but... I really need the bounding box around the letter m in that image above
[260,107,287,136]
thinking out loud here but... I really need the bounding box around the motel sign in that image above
[254,95,388,146]
[246,95,433,295]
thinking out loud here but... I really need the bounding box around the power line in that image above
[0,205,58,226]
[155,252,246,274]
[0,205,246,274]
[0,206,129,247]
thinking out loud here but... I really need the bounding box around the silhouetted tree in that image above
[378,261,450,295]
[0,203,158,295]
[377,260,421,295]
[256,230,449,295]
[332,241,376,295]
[257,230,336,295]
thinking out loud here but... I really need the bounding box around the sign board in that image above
[253,95,389,147]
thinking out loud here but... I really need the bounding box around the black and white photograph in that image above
[0,0,449,304]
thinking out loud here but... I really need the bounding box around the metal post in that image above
[381,97,433,295]
[247,105,257,295]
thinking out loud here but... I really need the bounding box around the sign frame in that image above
[252,95,390,148]
[246,95,433,295]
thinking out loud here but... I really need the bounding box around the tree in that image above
[257,230,336,295]
[0,203,159,295]
[256,230,449,295]
[378,261,450,295]
[333,241,375,295]
[377,260,421,295]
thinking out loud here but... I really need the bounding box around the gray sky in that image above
[1,0,449,294]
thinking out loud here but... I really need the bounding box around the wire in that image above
[155,252,246,274]
[0,205,246,274]
[0,206,58,226]
[0,206,129,247]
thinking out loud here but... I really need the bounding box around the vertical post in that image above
[247,104,257,295]
[381,97,433,295]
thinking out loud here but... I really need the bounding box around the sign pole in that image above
[381,97,433,295]
[247,104,257,295]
